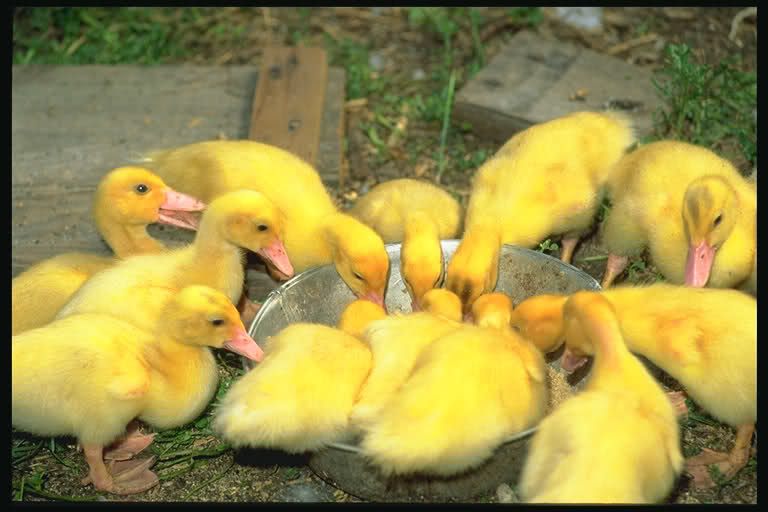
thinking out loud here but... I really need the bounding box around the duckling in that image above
[360,323,547,477]
[12,166,206,335]
[349,289,464,427]
[470,292,514,329]
[338,299,388,339]
[509,294,569,353]
[511,284,756,488]
[55,190,294,332]
[349,178,462,308]
[519,291,683,503]
[12,285,262,495]
[446,111,635,313]
[142,140,390,307]
[213,322,372,453]
[600,140,756,294]
[418,288,463,322]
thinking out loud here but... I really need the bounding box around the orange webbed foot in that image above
[103,421,155,461]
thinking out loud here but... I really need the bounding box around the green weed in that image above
[537,239,560,257]
[652,42,757,166]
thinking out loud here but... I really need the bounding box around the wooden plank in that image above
[248,47,329,168]
[12,64,345,278]
[316,67,346,188]
[453,30,665,143]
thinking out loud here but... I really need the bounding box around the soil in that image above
[11,7,756,504]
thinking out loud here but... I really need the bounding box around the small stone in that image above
[411,69,426,81]
[368,54,384,72]
[496,482,519,503]
[553,7,603,31]
[274,482,334,502]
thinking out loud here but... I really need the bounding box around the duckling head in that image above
[401,212,444,309]
[163,285,264,361]
[93,166,206,231]
[560,291,619,373]
[326,213,390,310]
[471,292,513,329]
[682,175,739,287]
[205,190,295,278]
[445,227,502,315]
[338,299,388,338]
[419,288,462,322]
[509,294,569,353]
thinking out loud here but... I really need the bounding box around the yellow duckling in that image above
[142,140,390,307]
[349,289,464,427]
[510,283,756,488]
[55,190,294,332]
[12,285,262,495]
[349,178,462,308]
[446,111,635,312]
[337,298,388,339]
[600,140,756,293]
[12,166,206,335]
[519,291,683,503]
[360,322,547,477]
[213,319,372,453]
[470,291,513,329]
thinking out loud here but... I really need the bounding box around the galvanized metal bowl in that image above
[248,240,599,502]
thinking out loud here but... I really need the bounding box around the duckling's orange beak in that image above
[685,241,715,287]
[560,347,588,373]
[223,326,264,362]
[157,188,207,230]
[257,241,294,279]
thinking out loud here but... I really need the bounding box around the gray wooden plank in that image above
[12,65,345,278]
[453,30,665,143]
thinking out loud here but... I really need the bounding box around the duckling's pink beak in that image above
[685,241,715,287]
[224,326,264,362]
[157,188,207,231]
[560,347,588,374]
[257,241,294,279]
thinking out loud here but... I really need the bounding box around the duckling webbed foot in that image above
[685,423,755,488]
[558,236,579,265]
[103,420,155,461]
[600,254,628,288]
[81,445,159,495]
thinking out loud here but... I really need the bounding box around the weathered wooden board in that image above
[12,64,345,278]
[249,47,329,169]
[453,30,665,142]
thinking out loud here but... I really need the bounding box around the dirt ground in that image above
[11,7,756,503]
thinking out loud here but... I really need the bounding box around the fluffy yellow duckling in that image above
[12,166,206,335]
[337,299,388,339]
[12,285,262,495]
[510,284,756,488]
[446,111,635,312]
[600,140,756,293]
[349,178,462,308]
[509,294,569,353]
[213,321,372,453]
[470,291,513,329]
[55,190,294,332]
[519,291,683,503]
[360,323,547,477]
[142,140,389,307]
[349,289,464,427]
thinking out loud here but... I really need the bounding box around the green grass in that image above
[651,42,757,167]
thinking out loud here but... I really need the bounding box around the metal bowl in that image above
[248,240,600,502]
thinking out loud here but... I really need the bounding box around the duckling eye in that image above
[256,224,268,232]
[353,271,364,281]
[713,213,723,227]
[134,184,150,194]
[210,319,224,326]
